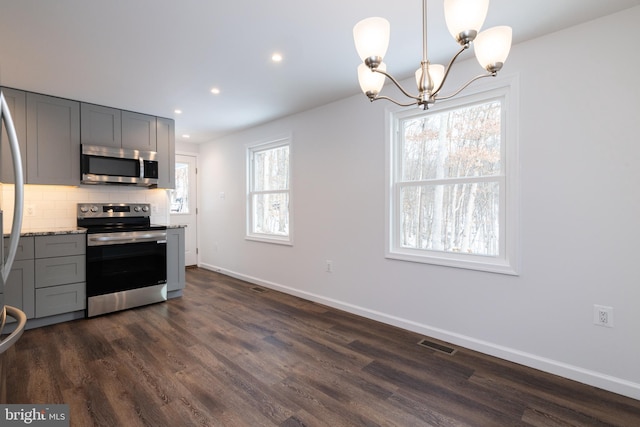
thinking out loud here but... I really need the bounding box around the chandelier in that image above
[353,0,512,109]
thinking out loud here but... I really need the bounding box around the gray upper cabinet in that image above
[26,92,81,186]
[122,111,156,151]
[156,117,175,189]
[5,86,174,187]
[0,87,28,184]
[80,103,122,148]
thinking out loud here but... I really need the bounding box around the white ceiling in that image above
[0,0,638,144]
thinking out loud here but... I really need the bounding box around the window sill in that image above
[386,249,519,276]
[245,235,293,246]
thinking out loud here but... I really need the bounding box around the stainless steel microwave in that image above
[81,144,159,187]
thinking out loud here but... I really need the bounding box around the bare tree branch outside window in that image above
[398,101,501,257]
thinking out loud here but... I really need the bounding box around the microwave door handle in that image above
[139,158,144,179]
[0,91,25,284]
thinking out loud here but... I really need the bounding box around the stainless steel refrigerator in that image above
[0,89,26,402]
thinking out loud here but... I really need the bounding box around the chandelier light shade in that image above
[475,26,512,72]
[353,17,390,64]
[444,0,489,43]
[358,62,387,94]
[353,0,512,109]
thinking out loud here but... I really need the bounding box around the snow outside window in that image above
[246,137,292,245]
[387,81,519,274]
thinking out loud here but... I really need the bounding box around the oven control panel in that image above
[77,203,151,219]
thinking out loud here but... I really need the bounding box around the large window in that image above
[246,137,292,244]
[387,82,518,274]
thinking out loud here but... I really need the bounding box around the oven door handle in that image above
[88,232,167,246]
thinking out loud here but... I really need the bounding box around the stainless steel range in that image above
[77,203,167,317]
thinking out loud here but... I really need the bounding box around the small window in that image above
[387,81,518,274]
[246,137,292,244]
[170,161,190,214]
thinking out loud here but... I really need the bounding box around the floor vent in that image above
[251,287,267,293]
[418,339,457,355]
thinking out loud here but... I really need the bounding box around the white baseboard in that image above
[198,262,640,401]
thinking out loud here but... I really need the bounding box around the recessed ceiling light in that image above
[174,109,182,114]
[211,87,220,95]
[182,134,190,139]
[271,53,283,63]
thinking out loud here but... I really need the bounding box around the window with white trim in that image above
[387,82,518,274]
[247,137,292,244]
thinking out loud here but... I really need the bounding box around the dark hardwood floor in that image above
[6,268,640,426]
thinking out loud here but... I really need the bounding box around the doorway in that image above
[170,154,198,266]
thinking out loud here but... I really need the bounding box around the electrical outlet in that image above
[593,305,614,328]
[325,260,333,273]
[26,204,36,216]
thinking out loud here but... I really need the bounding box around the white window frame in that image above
[386,78,519,275]
[246,135,293,245]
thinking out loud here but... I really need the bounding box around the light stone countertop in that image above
[3,227,88,238]
[3,224,187,238]
[4,225,186,238]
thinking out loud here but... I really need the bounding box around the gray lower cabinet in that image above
[35,255,85,288]
[35,283,85,318]
[2,236,35,321]
[5,260,36,320]
[26,92,81,185]
[167,227,185,292]
[34,234,85,258]
[34,234,86,318]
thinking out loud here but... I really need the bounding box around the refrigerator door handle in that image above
[0,91,25,283]
[0,306,26,354]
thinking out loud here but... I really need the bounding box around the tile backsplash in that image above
[1,184,170,233]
